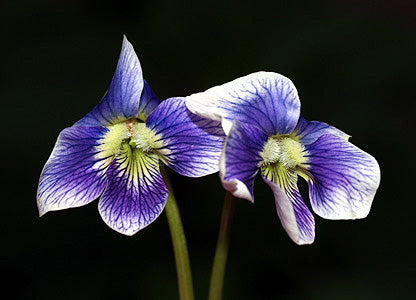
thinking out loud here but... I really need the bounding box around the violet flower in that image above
[37,36,225,235]
[186,72,380,245]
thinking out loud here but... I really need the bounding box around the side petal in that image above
[146,97,226,177]
[261,167,315,245]
[220,120,268,202]
[75,36,144,127]
[304,134,381,219]
[294,115,350,145]
[137,80,161,121]
[98,145,168,235]
[186,71,300,136]
[37,126,115,216]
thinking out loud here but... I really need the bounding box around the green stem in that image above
[208,191,236,300]
[161,166,195,300]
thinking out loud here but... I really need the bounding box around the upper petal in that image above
[220,120,268,202]
[146,97,226,177]
[98,145,168,235]
[294,115,350,145]
[186,72,301,136]
[261,167,315,245]
[37,126,116,216]
[75,36,145,127]
[304,134,380,219]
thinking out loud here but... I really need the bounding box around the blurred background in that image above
[1,0,415,299]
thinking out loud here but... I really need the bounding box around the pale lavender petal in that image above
[186,72,300,136]
[37,126,113,216]
[75,36,144,127]
[137,80,160,120]
[220,120,268,202]
[294,115,350,145]
[98,146,168,235]
[262,172,315,245]
[304,134,380,219]
[146,97,225,177]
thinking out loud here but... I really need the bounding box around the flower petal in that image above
[137,80,161,121]
[146,97,226,177]
[294,115,350,145]
[220,120,268,202]
[75,36,144,127]
[186,72,300,136]
[37,126,114,216]
[304,134,380,219]
[261,167,315,245]
[98,145,168,235]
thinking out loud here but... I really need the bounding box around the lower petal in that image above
[37,126,114,215]
[146,97,226,177]
[304,134,380,219]
[98,144,168,235]
[221,120,268,202]
[262,165,315,245]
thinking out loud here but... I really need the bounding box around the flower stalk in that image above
[162,166,195,300]
[208,191,236,300]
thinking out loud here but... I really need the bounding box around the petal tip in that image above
[221,177,254,202]
[285,226,315,245]
[293,237,315,246]
[98,207,140,236]
[38,207,47,218]
[122,34,131,47]
[36,194,52,217]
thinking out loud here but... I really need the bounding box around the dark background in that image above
[2,0,415,299]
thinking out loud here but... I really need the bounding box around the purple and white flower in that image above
[186,72,380,245]
[37,36,225,235]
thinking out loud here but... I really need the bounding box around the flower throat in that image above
[260,136,306,169]
[124,119,162,153]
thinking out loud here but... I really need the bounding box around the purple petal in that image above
[146,97,226,177]
[294,115,350,145]
[220,120,268,202]
[75,36,144,127]
[262,170,315,245]
[186,72,300,136]
[304,134,380,219]
[137,80,161,120]
[37,126,113,216]
[98,146,168,235]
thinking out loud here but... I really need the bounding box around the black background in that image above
[2,0,415,299]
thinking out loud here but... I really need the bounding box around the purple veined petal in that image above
[74,36,144,127]
[137,80,161,121]
[294,115,350,145]
[304,134,380,219]
[186,72,301,136]
[220,120,268,202]
[146,97,226,177]
[261,168,315,245]
[37,126,115,216]
[98,145,168,235]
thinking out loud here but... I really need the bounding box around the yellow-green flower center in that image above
[128,120,163,152]
[96,119,163,161]
[260,136,306,169]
